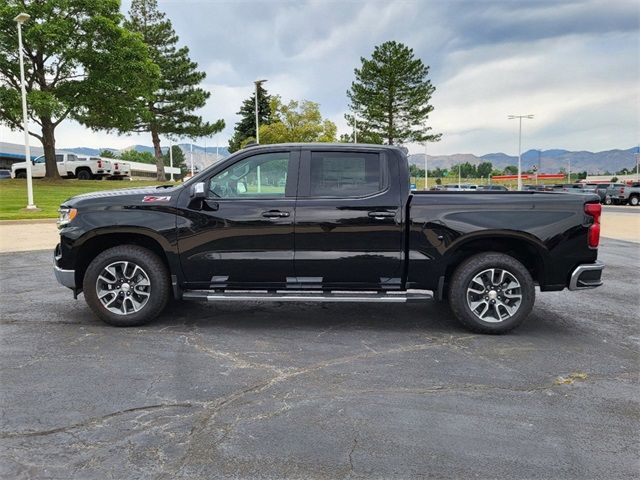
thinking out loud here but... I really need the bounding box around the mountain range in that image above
[409,147,639,174]
[64,143,231,160]
[61,144,638,174]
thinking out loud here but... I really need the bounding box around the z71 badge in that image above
[142,195,171,203]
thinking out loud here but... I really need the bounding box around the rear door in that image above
[293,148,403,289]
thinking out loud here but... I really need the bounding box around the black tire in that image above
[604,196,612,205]
[77,169,92,180]
[83,245,170,327]
[15,170,26,179]
[448,252,535,334]
[629,195,639,206]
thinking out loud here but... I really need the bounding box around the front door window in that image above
[208,152,290,199]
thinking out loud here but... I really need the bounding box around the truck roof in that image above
[241,143,406,153]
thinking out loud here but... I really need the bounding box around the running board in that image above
[182,290,433,303]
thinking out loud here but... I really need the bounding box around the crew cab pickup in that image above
[54,144,604,333]
[12,153,112,180]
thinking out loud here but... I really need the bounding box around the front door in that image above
[293,148,404,289]
[177,149,299,289]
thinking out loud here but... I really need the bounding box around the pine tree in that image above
[125,0,224,180]
[228,83,272,153]
[347,41,441,145]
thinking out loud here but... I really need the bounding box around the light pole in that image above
[190,142,194,176]
[424,142,428,190]
[254,79,267,143]
[353,117,357,143]
[14,12,36,210]
[508,114,534,191]
[168,140,174,182]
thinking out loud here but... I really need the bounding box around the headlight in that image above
[58,207,77,227]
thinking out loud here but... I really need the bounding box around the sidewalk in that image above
[0,219,59,253]
[0,212,637,253]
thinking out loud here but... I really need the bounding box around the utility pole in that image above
[254,79,267,143]
[508,114,534,191]
[14,12,37,210]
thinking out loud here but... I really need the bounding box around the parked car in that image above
[0,169,11,180]
[443,184,478,191]
[478,185,508,191]
[11,153,111,180]
[53,143,603,334]
[585,184,609,203]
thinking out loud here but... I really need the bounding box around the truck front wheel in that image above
[77,169,92,180]
[83,245,170,327]
[448,253,535,334]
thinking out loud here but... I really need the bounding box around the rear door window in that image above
[307,151,387,197]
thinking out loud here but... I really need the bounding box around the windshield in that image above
[34,155,46,164]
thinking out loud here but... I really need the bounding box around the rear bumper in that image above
[568,261,604,290]
[54,244,76,289]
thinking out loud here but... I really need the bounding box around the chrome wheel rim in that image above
[96,261,151,315]
[466,268,522,323]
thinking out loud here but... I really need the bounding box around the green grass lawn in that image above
[0,179,176,220]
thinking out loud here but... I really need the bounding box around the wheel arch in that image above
[440,232,549,298]
[74,230,173,292]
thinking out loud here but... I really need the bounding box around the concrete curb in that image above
[0,218,57,225]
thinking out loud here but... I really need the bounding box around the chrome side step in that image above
[182,290,433,303]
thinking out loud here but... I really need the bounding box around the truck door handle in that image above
[368,211,396,219]
[262,210,290,218]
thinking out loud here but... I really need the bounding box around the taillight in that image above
[585,203,601,249]
[97,160,102,168]
[619,187,625,194]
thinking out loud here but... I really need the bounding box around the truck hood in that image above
[63,186,181,207]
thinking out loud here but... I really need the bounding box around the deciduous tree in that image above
[259,96,336,144]
[0,0,159,178]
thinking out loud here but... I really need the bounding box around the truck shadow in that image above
[153,299,565,337]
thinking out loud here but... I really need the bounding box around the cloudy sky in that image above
[2,0,639,155]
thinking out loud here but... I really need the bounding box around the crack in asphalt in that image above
[0,402,193,439]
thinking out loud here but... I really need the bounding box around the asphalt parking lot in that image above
[1,239,638,479]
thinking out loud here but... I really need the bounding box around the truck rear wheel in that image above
[448,252,535,334]
[83,245,170,327]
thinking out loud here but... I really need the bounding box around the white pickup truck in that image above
[11,153,112,180]
[108,159,130,179]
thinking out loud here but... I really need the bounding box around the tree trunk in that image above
[151,127,166,181]
[41,118,61,179]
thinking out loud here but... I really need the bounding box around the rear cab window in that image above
[303,151,388,197]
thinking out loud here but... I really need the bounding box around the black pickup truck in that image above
[54,143,604,333]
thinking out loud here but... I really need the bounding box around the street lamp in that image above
[424,142,428,190]
[508,114,534,191]
[14,12,37,210]
[168,140,174,182]
[254,79,267,143]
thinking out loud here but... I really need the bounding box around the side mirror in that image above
[191,182,206,198]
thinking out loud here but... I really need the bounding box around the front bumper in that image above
[54,244,76,289]
[568,261,604,290]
